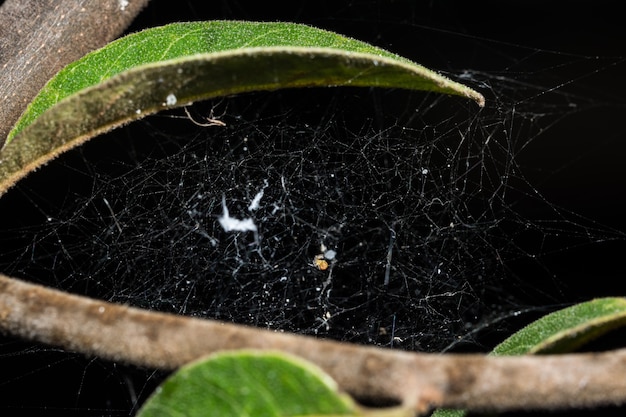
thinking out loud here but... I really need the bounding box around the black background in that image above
[1,1,626,416]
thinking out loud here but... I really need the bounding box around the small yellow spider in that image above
[313,254,329,271]
[312,243,336,271]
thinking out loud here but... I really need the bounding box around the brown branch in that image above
[0,0,151,147]
[1,3,624,414]
[1,273,626,415]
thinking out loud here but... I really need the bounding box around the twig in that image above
[0,0,151,146]
[1,3,625,414]
[1,273,626,414]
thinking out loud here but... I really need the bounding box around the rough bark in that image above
[2,273,626,414]
[0,0,151,146]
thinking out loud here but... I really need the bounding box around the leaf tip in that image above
[476,93,485,108]
[465,89,485,107]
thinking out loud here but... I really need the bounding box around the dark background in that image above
[1,1,626,416]
[128,0,626,298]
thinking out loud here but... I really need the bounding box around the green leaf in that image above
[432,297,626,417]
[492,297,626,355]
[135,350,358,417]
[0,20,483,196]
[7,20,484,143]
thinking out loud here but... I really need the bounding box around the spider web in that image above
[1,2,626,415]
[2,89,521,350]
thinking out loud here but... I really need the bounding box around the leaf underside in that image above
[0,20,484,196]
